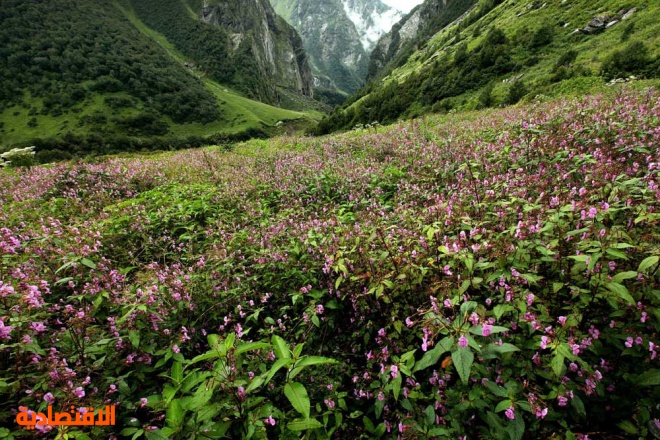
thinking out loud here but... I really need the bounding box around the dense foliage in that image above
[320,0,660,135]
[1,89,659,439]
[127,0,274,104]
[0,0,220,124]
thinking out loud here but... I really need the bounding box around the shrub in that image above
[601,41,652,80]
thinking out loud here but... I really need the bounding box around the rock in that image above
[606,20,619,28]
[622,8,637,20]
[588,17,606,28]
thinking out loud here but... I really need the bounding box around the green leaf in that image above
[485,381,509,398]
[287,418,322,431]
[507,415,525,440]
[571,395,586,419]
[81,258,96,269]
[391,376,402,401]
[128,330,140,349]
[294,355,337,368]
[272,335,291,360]
[264,358,293,385]
[606,248,629,260]
[234,342,270,356]
[639,256,659,272]
[495,399,513,412]
[481,343,520,359]
[636,369,660,387]
[551,353,565,377]
[224,332,235,351]
[605,282,635,305]
[290,356,337,380]
[452,347,474,385]
[617,420,638,435]
[425,405,436,426]
[413,337,454,372]
[284,382,310,419]
[612,271,638,283]
[171,362,183,383]
[166,399,184,429]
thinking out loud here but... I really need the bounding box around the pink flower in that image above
[540,336,550,350]
[172,344,180,353]
[0,320,12,340]
[458,335,468,348]
[264,416,276,426]
[73,387,85,398]
[535,407,548,419]
[390,365,399,379]
[140,398,148,408]
[44,392,55,404]
[558,396,568,407]
[482,324,492,337]
[505,406,515,420]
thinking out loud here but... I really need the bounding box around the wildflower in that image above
[625,337,634,348]
[140,398,148,408]
[505,406,515,420]
[458,335,468,348]
[535,408,548,419]
[482,324,492,337]
[172,344,180,353]
[540,336,550,350]
[390,365,399,379]
[44,392,55,404]
[405,317,414,327]
[73,387,85,398]
[558,396,568,407]
[237,386,246,401]
[264,416,276,426]
[0,320,12,340]
[378,328,386,337]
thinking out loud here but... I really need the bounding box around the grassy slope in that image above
[0,0,322,148]
[349,0,660,114]
[116,2,321,136]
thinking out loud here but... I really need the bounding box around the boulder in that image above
[622,8,637,20]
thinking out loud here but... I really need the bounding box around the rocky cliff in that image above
[130,0,314,105]
[199,0,314,99]
[271,0,403,95]
[367,0,477,79]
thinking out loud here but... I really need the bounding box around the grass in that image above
[358,0,660,112]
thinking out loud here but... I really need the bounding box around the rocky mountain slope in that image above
[367,0,478,79]
[270,0,404,97]
[130,0,314,105]
[0,0,319,155]
[318,0,660,133]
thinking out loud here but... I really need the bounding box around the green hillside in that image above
[0,0,320,159]
[317,0,660,133]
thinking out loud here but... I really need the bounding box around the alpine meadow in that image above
[0,0,659,439]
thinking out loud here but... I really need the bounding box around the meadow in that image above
[0,87,659,439]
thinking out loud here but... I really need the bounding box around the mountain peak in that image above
[340,0,404,51]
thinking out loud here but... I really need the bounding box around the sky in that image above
[381,0,424,13]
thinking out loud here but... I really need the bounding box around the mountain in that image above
[130,0,314,105]
[270,0,404,98]
[0,0,319,157]
[367,0,478,79]
[317,0,660,134]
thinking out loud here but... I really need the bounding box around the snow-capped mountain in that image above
[270,0,407,95]
[341,0,404,51]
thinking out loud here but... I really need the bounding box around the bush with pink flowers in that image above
[1,88,659,439]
